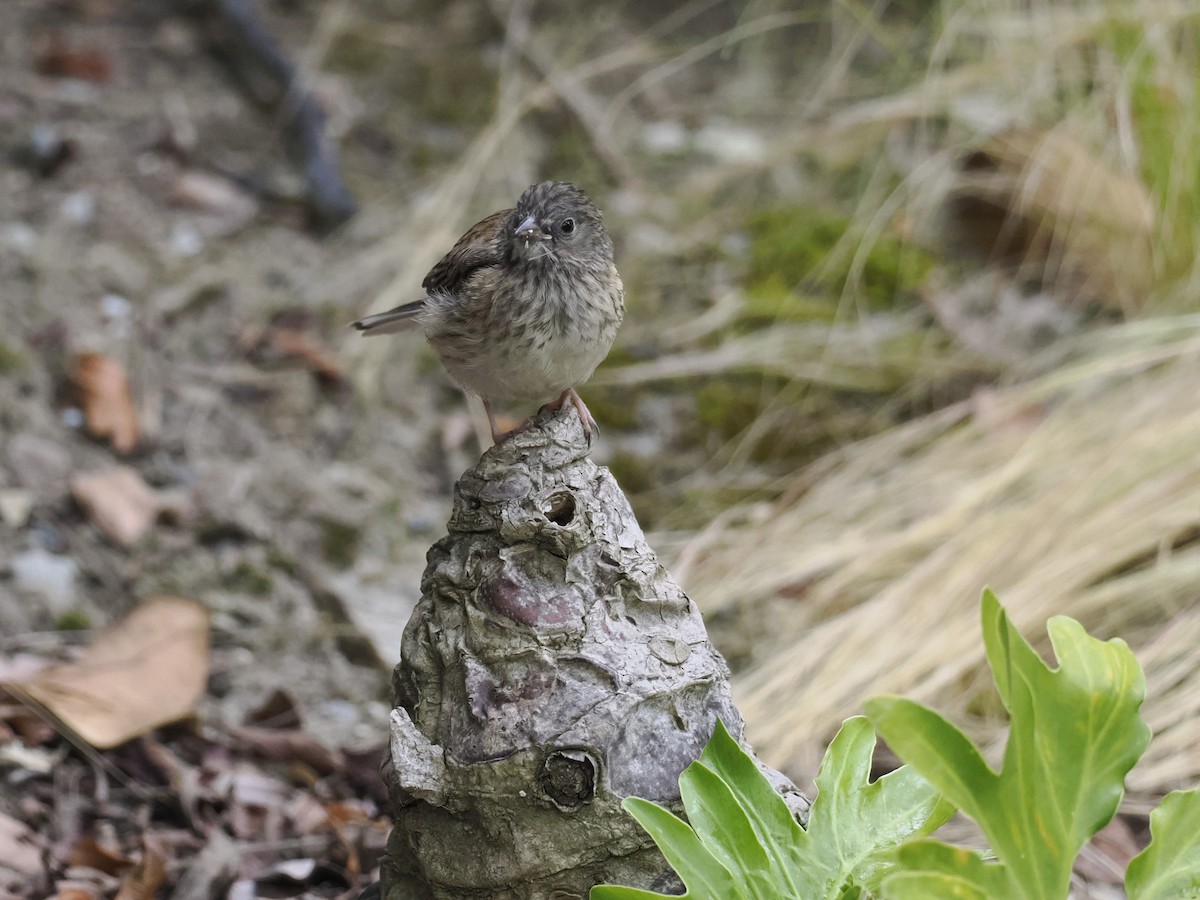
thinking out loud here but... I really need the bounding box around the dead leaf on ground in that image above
[240,311,344,385]
[34,39,114,83]
[66,836,133,877]
[228,767,289,841]
[0,810,43,876]
[70,467,160,548]
[244,688,302,729]
[253,858,351,893]
[54,884,104,900]
[265,328,344,385]
[113,843,166,900]
[169,171,259,236]
[6,597,210,749]
[72,352,139,455]
[230,724,344,775]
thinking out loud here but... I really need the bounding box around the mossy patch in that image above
[531,112,617,195]
[740,206,934,322]
[580,385,640,432]
[320,518,361,569]
[695,376,781,442]
[225,561,274,597]
[325,30,389,75]
[412,54,496,128]
[55,610,91,631]
[0,340,24,374]
[604,451,657,498]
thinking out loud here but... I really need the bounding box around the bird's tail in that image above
[351,300,425,335]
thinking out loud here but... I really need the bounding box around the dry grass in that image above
[678,316,1200,807]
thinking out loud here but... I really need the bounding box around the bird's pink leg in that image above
[548,387,598,442]
[483,400,512,444]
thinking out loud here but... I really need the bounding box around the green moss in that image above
[414,55,495,127]
[741,206,934,316]
[741,278,838,326]
[225,561,274,597]
[321,518,361,569]
[55,610,92,631]
[580,386,640,432]
[266,546,299,578]
[0,340,24,374]
[534,115,615,194]
[695,376,779,441]
[325,30,389,75]
[604,451,657,498]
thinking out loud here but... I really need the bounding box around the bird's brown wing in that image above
[421,208,511,295]
[352,208,510,336]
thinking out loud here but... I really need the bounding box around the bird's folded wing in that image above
[421,208,511,295]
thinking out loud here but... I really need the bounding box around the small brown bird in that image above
[353,181,624,444]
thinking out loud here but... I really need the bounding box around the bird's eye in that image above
[560,217,576,235]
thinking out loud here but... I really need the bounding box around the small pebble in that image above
[11,547,78,608]
[0,489,34,527]
[694,122,767,164]
[169,221,203,257]
[60,191,96,224]
[319,699,358,723]
[2,222,38,255]
[640,121,688,155]
[100,292,132,320]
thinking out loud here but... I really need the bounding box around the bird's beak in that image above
[515,215,550,242]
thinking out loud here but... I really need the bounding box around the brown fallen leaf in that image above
[67,836,133,877]
[55,884,103,900]
[113,843,166,900]
[169,171,259,236]
[230,724,344,775]
[73,352,139,455]
[266,328,344,385]
[239,310,344,386]
[7,597,210,749]
[70,467,159,548]
[34,38,114,83]
[228,766,290,841]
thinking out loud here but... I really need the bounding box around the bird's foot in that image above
[540,388,598,444]
[485,391,598,446]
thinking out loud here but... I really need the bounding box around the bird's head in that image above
[506,181,612,266]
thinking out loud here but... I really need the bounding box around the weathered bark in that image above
[381,407,808,899]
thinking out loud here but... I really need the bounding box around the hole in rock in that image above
[542,491,576,526]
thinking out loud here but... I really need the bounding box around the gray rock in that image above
[10,547,78,612]
[381,407,807,898]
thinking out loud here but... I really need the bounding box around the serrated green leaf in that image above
[698,720,807,868]
[862,697,994,828]
[803,717,954,895]
[870,589,1152,900]
[617,796,744,900]
[1126,788,1200,899]
[590,887,676,900]
[680,762,779,897]
[883,839,1010,899]
[593,718,946,899]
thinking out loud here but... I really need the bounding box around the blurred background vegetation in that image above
[5,0,1200,855]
